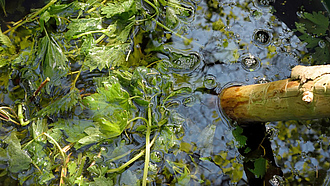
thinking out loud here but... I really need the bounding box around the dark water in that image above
[153,0,330,184]
[1,0,330,185]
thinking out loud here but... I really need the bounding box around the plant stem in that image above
[3,0,57,34]
[18,104,30,126]
[142,105,152,186]
[107,149,145,173]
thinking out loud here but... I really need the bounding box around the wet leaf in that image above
[120,170,139,185]
[0,29,15,54]
[36,35,69,91]
[49,119,95,146]
[65,18,104,39]
[4,131,31,173]
[83,81,135,137]
[101,0,136,18]
[37,88,81,116]
[85,43,130,71]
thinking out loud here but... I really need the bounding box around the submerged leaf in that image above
[83,80,135,137]
[248,158,267,178]
[85,43,130,71]
[37,88,81,116]
[101,0,136,18]
[36,35,69,91]
[302,11,329,36]
[4,131,31,173]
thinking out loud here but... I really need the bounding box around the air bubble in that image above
[257,0,275,6]
[319,40,326,48]
[203,75,217,89]
[253,29,271,45]
[240,54,261,72]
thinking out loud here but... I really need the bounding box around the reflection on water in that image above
[154,0,330,184]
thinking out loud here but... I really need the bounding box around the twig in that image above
[30,77,50,101]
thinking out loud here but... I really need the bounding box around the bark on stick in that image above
[220,65,330,122]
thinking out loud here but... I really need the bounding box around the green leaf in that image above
[65,18,104,39]
[37,88,81,116]
[0,29,15,54]
[49,119,95,145]
[101,0,136,18]
[40,11,51,32]
[4,131,31,173]
[83,80,136,137]
[78,127,105,145]
[85,43,130,71]
[232,126,247,148]
[303,11,329,36]
[36,35,69,91]
[248,158,267,178]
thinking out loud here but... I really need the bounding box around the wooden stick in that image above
[220,65,330,122]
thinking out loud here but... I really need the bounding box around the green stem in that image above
[127,117,149,125]
[3,0,57,34]
[43,132,66,160]
[18,104,30,126]
[106,133,158,173]
[107,149,145,173]
[142,105,152,186]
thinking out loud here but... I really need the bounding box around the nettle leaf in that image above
[83,81,136,137]
[85,43,129,71]
[49,119,96,147]
[4,131,31,173]
[101,0,136,18]
[37,88,81,116]
[36,35,69,91]
[65,18,103,39]
[303,11,329,36]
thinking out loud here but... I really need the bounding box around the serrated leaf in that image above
[36,35,69,92]
[101,0,136,18]
[4,131,31,173]
[85,43,129,71]
[303,11,329,36]
[65,18,103,39]
[37,88,81,116]
[49,119,95,145]
[83,81,136,137]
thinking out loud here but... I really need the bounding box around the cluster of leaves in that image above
[0,0,203,185]
[295,11,330,64]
